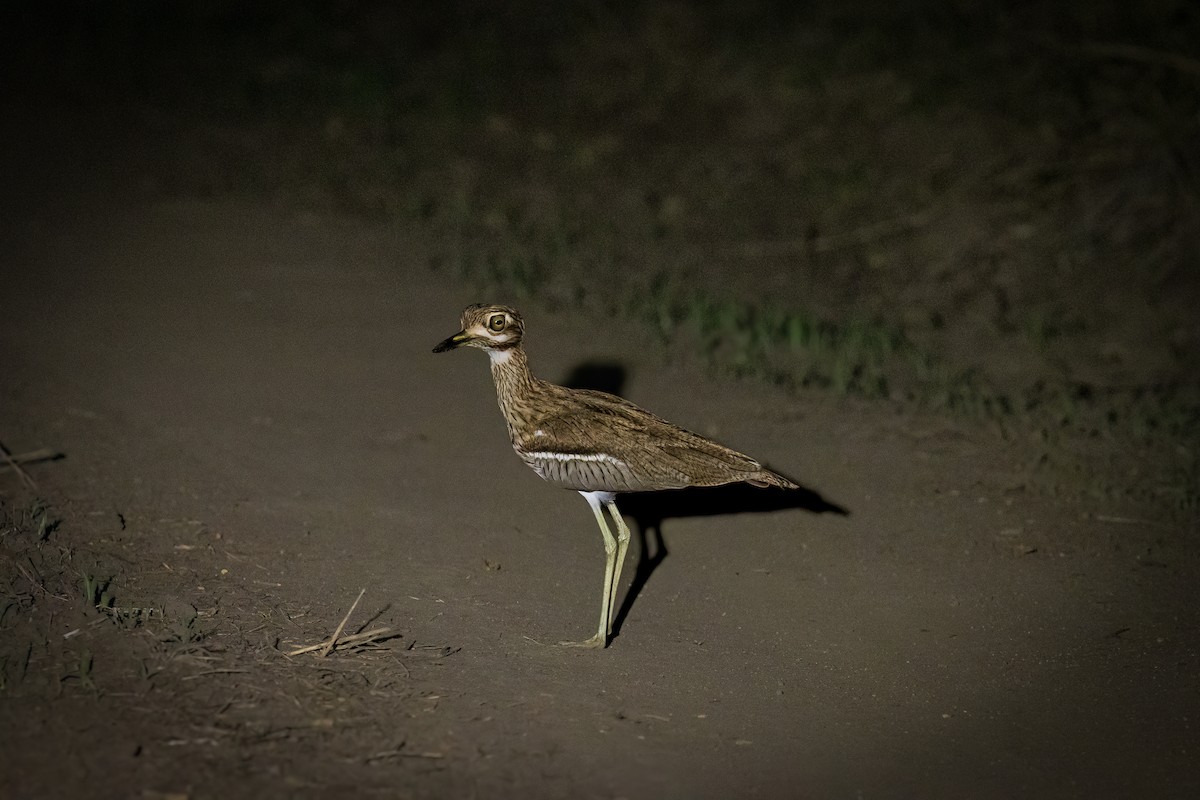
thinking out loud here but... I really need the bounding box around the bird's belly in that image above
[519,450,640,493]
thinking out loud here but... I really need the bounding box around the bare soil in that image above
[2,4,1198,798]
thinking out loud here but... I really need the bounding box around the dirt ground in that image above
[2,4,1199,798]
[0,115,1195,800]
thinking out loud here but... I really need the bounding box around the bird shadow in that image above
[560,360,627,396]
[559,358,850,642]
[612,483,848,639]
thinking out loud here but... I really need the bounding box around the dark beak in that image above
[432,330,472,353]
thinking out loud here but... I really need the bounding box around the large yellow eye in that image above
[488,314,506,332]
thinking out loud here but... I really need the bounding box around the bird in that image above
[433,303,798,648]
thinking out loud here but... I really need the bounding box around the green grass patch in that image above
[81,573,116,611]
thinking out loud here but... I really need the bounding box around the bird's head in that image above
[432,304,525,353]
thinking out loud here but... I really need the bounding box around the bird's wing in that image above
[517,389,770,490]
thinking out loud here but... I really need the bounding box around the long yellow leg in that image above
[604,500,631,636]
[559,492,616,648]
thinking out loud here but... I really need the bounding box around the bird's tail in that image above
[747,468,799,490]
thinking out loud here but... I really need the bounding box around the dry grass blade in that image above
[6,555,69,601]
[0,440,39,490]
[281,588,391,657]
[320,587,366,658]
[286,626,394,657]
[0,447,63,469]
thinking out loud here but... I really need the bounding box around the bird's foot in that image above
[558,633,607,649]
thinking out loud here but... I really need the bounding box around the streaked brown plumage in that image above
[433,303,796,647]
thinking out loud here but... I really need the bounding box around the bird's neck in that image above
[488,346,539,439]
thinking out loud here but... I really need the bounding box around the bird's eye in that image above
[488,315,506,332]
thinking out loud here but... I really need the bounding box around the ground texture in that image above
[1,3,1198,798]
